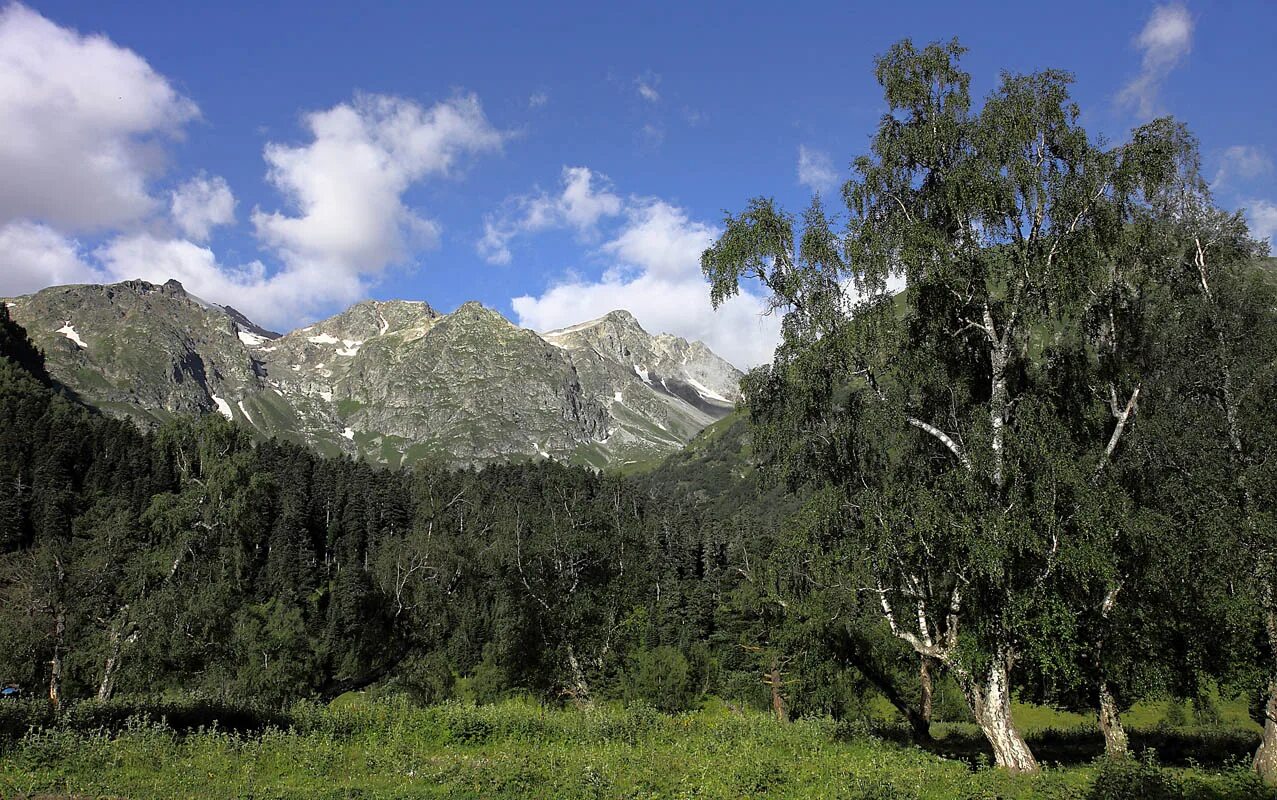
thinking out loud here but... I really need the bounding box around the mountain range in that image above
[2,279,742,468]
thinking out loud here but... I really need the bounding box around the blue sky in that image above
[1,1,1274,367]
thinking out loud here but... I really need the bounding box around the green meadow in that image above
[1,696,1270,799]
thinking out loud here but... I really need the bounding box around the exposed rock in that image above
[4,281,744,468]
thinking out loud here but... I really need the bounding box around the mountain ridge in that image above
[3,279,743,468]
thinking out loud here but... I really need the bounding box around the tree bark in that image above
[919,655,935,731]
[97,623,125,701]
[961,655,1038,773]
[767,655,788,724]
[48,610,65,708]
[1255,609,1277,784]
[1098,681,1129,757]
[1255,678,1277,784]
[565,644,593,709]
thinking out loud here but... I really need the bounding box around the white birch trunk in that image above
[962,655,1039,773]
[565,644,593,709]
[1098,681,1129,757]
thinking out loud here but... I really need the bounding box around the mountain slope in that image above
[4,280,743,468]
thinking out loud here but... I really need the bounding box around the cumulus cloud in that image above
[0,224,364,329]
[96,93,506,327]
[1246,199,1277,245]
[94,233,369,327]
[797,145,838,194]
[600,200,716,281]
[1212,145,1273,191]
[478,166,622,265]
[0,81,505,327]
[511,197,781,369]
[0,3,198,231]
[1118,3,1193,118]
[254,93,503,278]
[0,221,106,295]
[170,174,235,241]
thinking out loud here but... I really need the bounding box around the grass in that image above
[1,697,1272,800]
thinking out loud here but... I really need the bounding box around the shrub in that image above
[456,645,508,705]
[1086,756,1183,800]
[0,699,55,746]
[623,646,701,713]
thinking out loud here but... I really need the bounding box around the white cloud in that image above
[93,233,364,328]
[601,200,715,281]
[0,224,364,329]
[478,166,622,264]
[1246,199,1277,245]
[170,174,235,241]
[1,80,505,329]
[1118,3,1193,118]
[636,76,660,103]
[0,3,198,231]
[512,198,780,369]
[1213,146,1273,191]
[99,94,505,327]
[529,91,548,108]
[797,145,838,194]
[0,221,105,295]
[254,93,503,279]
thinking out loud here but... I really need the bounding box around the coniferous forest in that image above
[4,36,1277,800]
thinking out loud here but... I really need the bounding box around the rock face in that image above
[541,311,740,464]
[3,280,743,468]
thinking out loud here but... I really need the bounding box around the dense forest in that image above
[0,301,824,721]
[3,36,1277,792]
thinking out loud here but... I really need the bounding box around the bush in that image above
[0,699,54,746]
[456,645,508,705]
[61,696,292,736]
[0,696,293,746]
[623,646,701,713]
[1086,756,1183,800]
[391,652,456,705]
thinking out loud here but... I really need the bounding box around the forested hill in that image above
[0,303,836,715]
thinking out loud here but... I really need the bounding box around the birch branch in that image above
[1094,385,1141,479]
[907,416,974,472]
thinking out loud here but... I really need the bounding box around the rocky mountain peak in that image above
[5,280,746,469]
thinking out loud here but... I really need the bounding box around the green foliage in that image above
[622,646,702,712]
[701,31,1277,774]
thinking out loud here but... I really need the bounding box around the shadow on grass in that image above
[870,722,1260,769]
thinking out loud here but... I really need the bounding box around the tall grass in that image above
[0,696,1271,799]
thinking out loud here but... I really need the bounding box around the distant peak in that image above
[602,309,640,326]
[545,309,647,338]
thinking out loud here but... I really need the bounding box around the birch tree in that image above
[702,39,1200,771]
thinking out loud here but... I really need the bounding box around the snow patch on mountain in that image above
[57,322,86,348]
[687,378,731,403]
